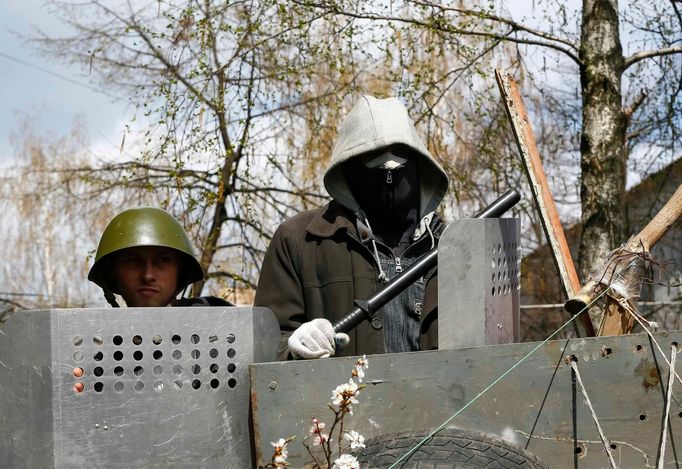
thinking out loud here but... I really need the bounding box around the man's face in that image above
[111,246,180,307]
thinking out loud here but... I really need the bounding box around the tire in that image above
[356,429,549,469]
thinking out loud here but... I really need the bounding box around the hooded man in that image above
[255,95,449,359]
[89,207,231,308]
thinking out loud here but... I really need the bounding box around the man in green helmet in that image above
[89,207,229,307]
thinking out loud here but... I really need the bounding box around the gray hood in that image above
[323,95,449,218]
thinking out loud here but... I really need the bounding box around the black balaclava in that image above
[344,146,420,254]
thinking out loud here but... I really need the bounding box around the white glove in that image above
[288,318,350,359]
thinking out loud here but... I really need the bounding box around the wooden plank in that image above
[494,69,595,337]
[250,331,682,468]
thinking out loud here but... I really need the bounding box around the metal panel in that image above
[438,218,520,349]
[250,331,682,468]
[0,309,55,469]
[0,306,279,468]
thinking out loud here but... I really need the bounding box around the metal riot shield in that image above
[438,217,520,348]
[0,306,279,468]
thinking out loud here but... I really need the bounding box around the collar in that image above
[305,200,357,239]
[306,200,444,245]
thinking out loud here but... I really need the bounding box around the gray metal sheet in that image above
[439,218,520,349]
[250,331,682,468]
[0,306,279,468]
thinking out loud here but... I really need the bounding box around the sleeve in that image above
[254,224,307,359]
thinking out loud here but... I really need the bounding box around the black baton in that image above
[332,189,521,333]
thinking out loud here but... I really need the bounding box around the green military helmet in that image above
[88,207,204,295]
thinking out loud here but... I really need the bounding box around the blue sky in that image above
[0,1,129,165]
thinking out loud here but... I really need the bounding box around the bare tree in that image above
[28,0,358,297]
[25,0,511,300]
[0,116,148,315]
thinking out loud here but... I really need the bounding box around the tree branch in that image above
[410,0,580,51]
[624,45,682,69]
[297,1,583,65]
[206,270,256,289]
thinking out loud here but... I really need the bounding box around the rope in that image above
[569,360,618,469]
[657,344,678,469]
[386,286,612,468]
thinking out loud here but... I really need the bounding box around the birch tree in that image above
[0,117,138,319]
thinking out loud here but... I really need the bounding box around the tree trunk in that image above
[578,0,627,282]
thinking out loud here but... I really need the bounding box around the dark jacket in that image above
[255,95,449,358]
[254,200,441,357]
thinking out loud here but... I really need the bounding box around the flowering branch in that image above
[265,355,370,468]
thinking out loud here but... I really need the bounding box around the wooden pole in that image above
[495,69,595,337]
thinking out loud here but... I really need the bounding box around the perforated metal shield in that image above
[438,218,520,349]
[0,306,279,468]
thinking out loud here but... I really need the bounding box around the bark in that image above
[577,0,627,282]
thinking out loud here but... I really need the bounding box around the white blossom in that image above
[271,438,288,464]
[332,453,360,469]
[271,438,286,449]
[331,379,360,413]
[309,418,326,435]
[344,430,366,449]
[313,433,330,446]
[309,418,329,445]
[352,355,369,382]
[356,354,369,370]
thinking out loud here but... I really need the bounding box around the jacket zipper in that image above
[348,216,442,276]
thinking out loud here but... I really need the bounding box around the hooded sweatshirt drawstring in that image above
[359,213,389,284]
[425,219,436,250]
[413,211,436,250]
[360,209,441,283]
